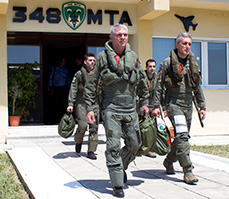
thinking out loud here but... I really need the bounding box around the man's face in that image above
[75,58,82,65]
[59,58,67,67]
[176,36,192,58]
[110,27,128,51]
[84,56,96,71]
[146,61,156,76]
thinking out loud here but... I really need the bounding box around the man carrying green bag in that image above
[152,32,206,184]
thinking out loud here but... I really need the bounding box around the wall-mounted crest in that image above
[62,2,86,30]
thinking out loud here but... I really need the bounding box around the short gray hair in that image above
[110,24,128,36]
[176,32,192,44]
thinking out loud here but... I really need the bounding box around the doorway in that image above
[42,33,109,124]
[42,33,86,124]
[7,32,109,124]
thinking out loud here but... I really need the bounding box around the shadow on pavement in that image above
[132,169,183,183]
[64,179,145,195]
[65,179,112,194]
[53,151,80,159]
[62,140,106,146]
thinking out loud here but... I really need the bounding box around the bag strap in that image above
[157,105,172,139]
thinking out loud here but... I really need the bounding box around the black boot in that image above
[113,187,124,198]
[163,158,175,174]
[123,170,127,183]
[87,151,97,160]
[75,142,82,153]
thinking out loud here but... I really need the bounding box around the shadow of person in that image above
[131,169,183,183]
[64,179,144,195]
[53,151,98,159]
[65,179,112,194]
[53,151,80,159]
[61,140,106,146]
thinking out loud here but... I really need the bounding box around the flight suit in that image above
[68,65,99,153]
[153,49,206,170]
[84,41,149,188]
[145,70,157,113]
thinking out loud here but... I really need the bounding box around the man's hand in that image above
[86,111,95,124]
[66,106,73,112]
[200,110,206,120]
[151,107,161,117]
[141,105,149,116]
[163,110,168,118]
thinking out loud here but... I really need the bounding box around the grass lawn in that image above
[0,153,29,199]
[191,144,229,159]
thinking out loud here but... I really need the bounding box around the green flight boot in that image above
[183,167,198,184]
[163,158,175,174]
[113,187,124,198]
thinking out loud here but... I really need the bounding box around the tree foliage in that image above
[8,62,39,116]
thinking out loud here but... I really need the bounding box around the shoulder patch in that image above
[72,73,78,84]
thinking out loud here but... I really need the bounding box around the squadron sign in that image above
[62,2,86,30]
[12,1,133,30]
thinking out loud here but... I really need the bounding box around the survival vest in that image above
[165,49,201,90]
[100,41,142,86]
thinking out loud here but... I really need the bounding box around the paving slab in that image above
[7,147,98,199]
[3,124,229,199]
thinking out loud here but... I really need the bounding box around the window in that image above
[7,45,40,64]
[208,43,227,85]
[191,42,201,72]
[87,34,108,56]
[153,37,229,89]
[88,47,105,56]
[7,33,41,122]
[152,38,175,72]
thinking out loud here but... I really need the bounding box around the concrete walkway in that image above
[1,124,229,199]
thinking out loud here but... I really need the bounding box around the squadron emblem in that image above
[62,2,86,30]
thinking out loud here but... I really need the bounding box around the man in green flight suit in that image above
[143,59,157,158]
[67,53,99,160]
[152,32,206,184]
[84,24,149,198]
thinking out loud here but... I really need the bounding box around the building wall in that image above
[0,1,228,143]
[0,13,8,144]
[137,20,153,66]
[151,7,229,38]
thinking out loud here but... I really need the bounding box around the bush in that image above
[8,62,39,118]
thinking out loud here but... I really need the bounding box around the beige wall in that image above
[137,0,169,20]
[0,14,8,144]
[151,7,229,38]
[138,20,153,67]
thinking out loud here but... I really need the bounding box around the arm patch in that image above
[72,73,78,84]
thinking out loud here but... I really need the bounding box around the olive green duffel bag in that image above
[138,116,157,155]
[58,112,75,138]
[150,117,171,155]
[139,116,171,156]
